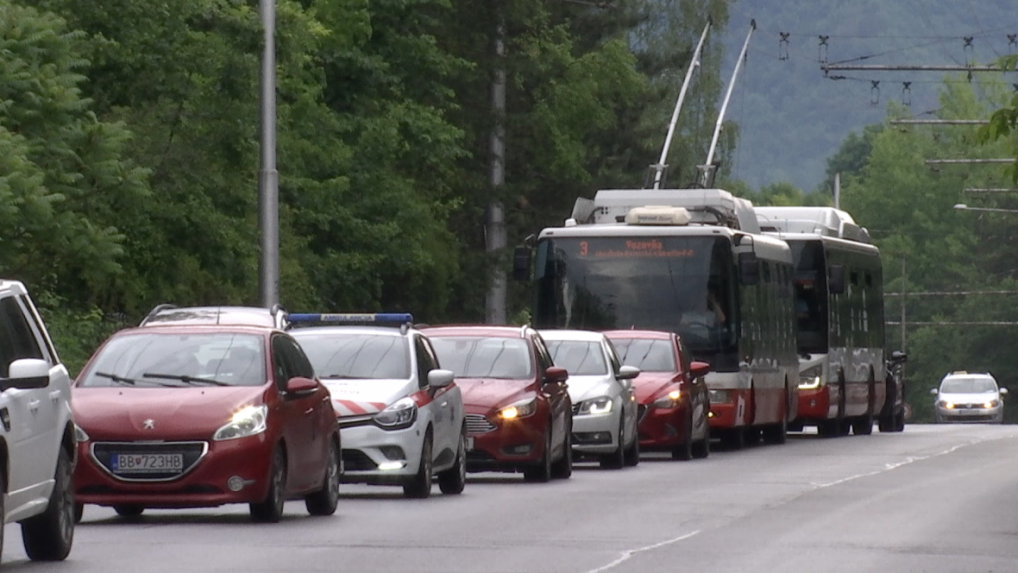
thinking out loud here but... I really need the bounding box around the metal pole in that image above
[900,258,906,353]
[834,172,840,209]
[824,64,1005,72]
[891,119,988,125]
[701,20,755,188]
[964,188,1018,193]
[652,19,711,189]
[484,5,507,325]
[926,158,1015,164]
[258,0,279,308]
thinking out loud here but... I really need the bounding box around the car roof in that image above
[116,324,273,338]
[140,305,286,329]
[422,325,533,338]
[0,280,28,297]
[942,371,995,380]
[602,329,673,341]
[538,329,605,342]
[290,325,416,338]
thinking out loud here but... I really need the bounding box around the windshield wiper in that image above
[323,374,367,380]
[142,372,230,387]
[95,371,137,386]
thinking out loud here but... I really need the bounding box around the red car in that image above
[71,305,340,522]
[423,326,573,482]
[603,330,711,460]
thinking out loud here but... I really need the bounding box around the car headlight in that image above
[74,423,90,443]
[938,400,955,409]
[709,389,731,404]
[799,365,823,390]
[652,388,682,409]
[374,397,418,430]
[499,398,537,420]
[984,400,1000,408]
[577,396,613,415]
[214,405,268,441]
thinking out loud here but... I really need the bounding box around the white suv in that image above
[0,280,76,562]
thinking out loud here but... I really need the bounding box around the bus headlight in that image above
[709,389,731,404]
[799,365,823,390]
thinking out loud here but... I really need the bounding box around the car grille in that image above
[341,449,377,472]
[465,414,496,435]
[572,402,582,416]
[91,441,207,482]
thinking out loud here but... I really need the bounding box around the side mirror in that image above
[1000,387,1009,395]
[512,246,532,281]
[543,366,568,385]
[2,358,50,391]
[929,388,939,395]
[617,365,640,380]
[689,360,710,379]
[286,376,318,396]
[828,264,846,295]
[738,252,759,286]
[427,369,455,388]
[890,350,908,364]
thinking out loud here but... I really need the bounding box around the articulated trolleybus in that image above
[527,190,799,448]
[755,206,892,436]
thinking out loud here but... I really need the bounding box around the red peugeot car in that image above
[423,326,573,482]
[604,330,711,460]
[72,305,340,522]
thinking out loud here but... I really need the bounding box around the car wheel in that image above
[73,503,83,525]
[895,408,906,432]
[551,423,573,479]
[250,446,286,523]
[0,470,6,565]
[672,413,695,460]
[600,418,626,469]
[305,438,340,515]
[692,420,710,459]
[404,431,433,498]
[523,427,553,483]
[22,447,74,561]
[113,505,144,518]
[720,426,746,450]
[438,431,467,495]
[623,425,640,467]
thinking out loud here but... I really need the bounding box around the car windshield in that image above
[78,332,266,388]
[608,338,676,373]
[291,333,410,380]
[941,377,997,394]
[546,340,607,375]
[429,337,532,380]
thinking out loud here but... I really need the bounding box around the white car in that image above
[931,371,1007,424]
[289,314,466,498]
[539,330,640,469]
[0,279,76,562]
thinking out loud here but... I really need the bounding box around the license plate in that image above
[466,437,475,450]
[111,453,184,474]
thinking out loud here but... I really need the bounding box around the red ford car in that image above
[604,330,711,460]
[423,326,573,482]
[71,305,340,522]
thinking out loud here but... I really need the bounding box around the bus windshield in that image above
[788,239,828,354]
[532,236,737,357]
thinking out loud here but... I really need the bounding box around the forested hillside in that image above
[719,0,1016,193]
[6,0,733,371]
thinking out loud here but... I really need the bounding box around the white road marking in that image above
[812,438,990,488]
[583,530,701,573]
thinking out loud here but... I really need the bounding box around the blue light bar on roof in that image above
[287,313,414,324]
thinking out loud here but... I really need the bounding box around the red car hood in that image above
[633,372,681,404]
[73,386,268,441]
[456,378,537,411]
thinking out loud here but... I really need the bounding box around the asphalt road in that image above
[6,424,1018,573]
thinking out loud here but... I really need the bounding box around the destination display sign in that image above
[570,238,696,259]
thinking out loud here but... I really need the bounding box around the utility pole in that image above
[485,3,508,325]
[833,172,840,209]
[258,0,279,308]
[891,119,989,125]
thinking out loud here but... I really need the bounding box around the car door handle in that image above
[441,401,448,407]
[28,400,41,412]
[304,408,314,415]
[49,390,61,402]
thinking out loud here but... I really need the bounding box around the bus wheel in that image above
[721,428,746,450]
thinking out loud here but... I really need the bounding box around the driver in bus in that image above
[707,287,727,325]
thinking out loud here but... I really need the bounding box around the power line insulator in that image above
[818,35,829,64]
[870,80,880,106]
[779,32,790,60]
[901,82,912,107]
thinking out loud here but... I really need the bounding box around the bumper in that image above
[465,415,550,472]
[571,409,621,455]
[637,403,688,448]
[796,385,833,421]
[708,389,750,429]
[936,406,1003,423]
[74,434,273,509]
[338,422,424,485]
